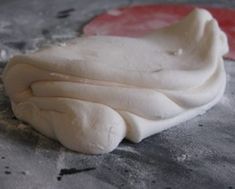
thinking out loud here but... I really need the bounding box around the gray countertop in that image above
[0,0,235,189]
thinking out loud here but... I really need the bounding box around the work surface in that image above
[0,0,235,189]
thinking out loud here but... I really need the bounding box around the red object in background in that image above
[83,4,235,60]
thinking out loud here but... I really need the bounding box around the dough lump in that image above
[2,9,228,154]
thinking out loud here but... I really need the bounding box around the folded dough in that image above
[2,9,228,154]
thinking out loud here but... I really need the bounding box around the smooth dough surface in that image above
[3,9,228,154]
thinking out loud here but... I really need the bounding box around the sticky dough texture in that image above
[3,9,228,154]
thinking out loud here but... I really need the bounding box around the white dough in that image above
[2,9,228,154]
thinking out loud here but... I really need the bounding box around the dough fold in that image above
[2,9,228,154]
